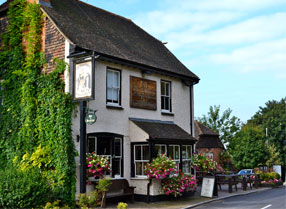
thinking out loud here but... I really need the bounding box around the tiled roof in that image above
[130,118,196,143]
[41,0,200,82]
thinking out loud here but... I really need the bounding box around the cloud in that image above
[168,0,286,12]
[209,39,286,75]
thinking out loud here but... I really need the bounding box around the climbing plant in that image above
[0,0,76,206]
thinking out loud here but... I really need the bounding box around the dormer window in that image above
[161,80,171,112]
[106,68,121,106]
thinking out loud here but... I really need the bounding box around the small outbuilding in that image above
[194,121,224,164]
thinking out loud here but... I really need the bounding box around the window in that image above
[106,68,121,105]
[182,145,192,174]
[161,80,171,112]
[205,152,214,159]
[169,145,180,170]
[134,145,149,176]
[154,144,167,157]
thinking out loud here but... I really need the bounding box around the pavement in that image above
[105,183,284,209]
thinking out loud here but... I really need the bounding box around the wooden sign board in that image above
[130,76,156,110]
[201,177,215,198]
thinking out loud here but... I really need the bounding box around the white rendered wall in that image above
[70,60,192,196]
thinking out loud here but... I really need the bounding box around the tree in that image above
[231,125,269,169]
[197,105,241,148]
[248,97,286,181]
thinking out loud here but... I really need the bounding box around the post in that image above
[228,177,232,193]
[80,101,87,193]
[242,176,247,191]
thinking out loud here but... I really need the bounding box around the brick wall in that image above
[196,147,223,164]
[44,16,65,73]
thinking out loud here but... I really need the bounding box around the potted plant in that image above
[191,153,218,173]
[145,154,176,179]
[86,153,111,181]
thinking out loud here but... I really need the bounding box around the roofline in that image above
[40,8,75,45]
[70,49,200,84]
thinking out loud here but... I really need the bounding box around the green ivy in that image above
[0,0,75,205]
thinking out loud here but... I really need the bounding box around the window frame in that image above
[106,67,121,106]
[154,144,167,157]
[182,145,192,174]
[168,145,180,170]
[161,80,172,112]
[134,144,150,177]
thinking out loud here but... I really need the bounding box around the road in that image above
[194,186,286,209]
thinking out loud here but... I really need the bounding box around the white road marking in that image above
[261,204,272,209]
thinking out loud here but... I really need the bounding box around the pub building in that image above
[0,0,200,202]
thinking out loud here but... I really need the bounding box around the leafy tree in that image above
[197,105,241,148]
[231,125,269,169]
[248,97,286,181]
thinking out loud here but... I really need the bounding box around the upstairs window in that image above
[106,68,121,106]
[161,80,171,112]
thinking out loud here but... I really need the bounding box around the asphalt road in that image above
[194,186,286,209]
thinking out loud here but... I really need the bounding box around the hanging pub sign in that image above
[73,59,94,100]
[85,109,97,125]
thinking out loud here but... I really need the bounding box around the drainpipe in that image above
[147,140,153,203]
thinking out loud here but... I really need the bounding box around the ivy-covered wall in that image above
[0,0,75,205]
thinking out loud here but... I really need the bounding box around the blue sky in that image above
[1,0,285,122]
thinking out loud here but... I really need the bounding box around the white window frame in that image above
[134,144,149,177]
[161,80,171,112]
[154,144,167,156]
[169,145,180,170]
[182,145,192,174]
[106,68,121,106]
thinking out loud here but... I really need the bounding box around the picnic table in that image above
[215,173,260,193]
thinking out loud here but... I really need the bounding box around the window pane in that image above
[87,137,96,153]
[166,83,170,96]
[164,97,169,111]
[182,146,187,159]
[161,96,165,109]
[175,146,179,160]
[112,89,118,101]
[107,70,113,87]
[183,161,190,173]
[135,146,142,160]
[143,146,149,160]
[161,146,166,155]
[136,162,143,176]
[169,146,174,159]
[161,82,165,95]
[143,162,148,175]
[187,146,192,159]
[114,138,121,157]
[107,87,113,100]
[113,71,119,88]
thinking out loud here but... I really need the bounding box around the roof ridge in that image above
[77,0,132,22]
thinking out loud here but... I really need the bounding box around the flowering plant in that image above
[161,172,197,197]
[191,153,217,172]
[86,153,111,179]
[145,154,176,179]
[261,179,282,185]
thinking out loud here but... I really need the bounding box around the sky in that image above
[1,0,285,122]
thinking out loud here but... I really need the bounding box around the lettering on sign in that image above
[201,177,215,198]
[130,76,157,110]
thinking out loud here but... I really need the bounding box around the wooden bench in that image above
[101,179,135,208]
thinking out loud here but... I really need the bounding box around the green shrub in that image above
[96,178,111,192]
[77,190,101,208]
[117,202,128,209]
[260,172,281,181]
[0,167,51,208]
